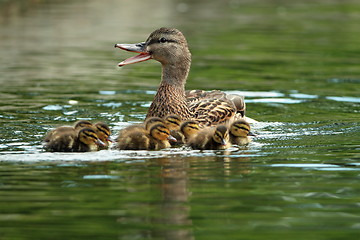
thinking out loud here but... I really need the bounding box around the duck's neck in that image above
[161,60,190,89]
[146,60,192,119]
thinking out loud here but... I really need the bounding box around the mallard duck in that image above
[187,125,231,150]
[179,120,201,145]
[44,127,105,152]
[229,119,254,145]
[115,27,246,126]
[117,122,176,150]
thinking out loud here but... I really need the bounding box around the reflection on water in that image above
[1,0,360,239]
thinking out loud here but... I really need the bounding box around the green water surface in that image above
[0,0,359,239]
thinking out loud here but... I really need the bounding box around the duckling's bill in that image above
[168,135,177,142]
[95,139,106,147]
[115,43,151,67]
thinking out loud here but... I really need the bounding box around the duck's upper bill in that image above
[115,43,151,67]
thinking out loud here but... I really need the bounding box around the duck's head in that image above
[149,123,177,142]
[230,120,255,138]
[180,120,200,138]
[164,114,182,131]
[78,128,106,148]
[94,122,113,145]
[115,27,191,67]
[144,117,164,130]
[74,120,93,130]
[213,125,229,146]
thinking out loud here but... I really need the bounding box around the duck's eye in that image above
[159,37,167,43]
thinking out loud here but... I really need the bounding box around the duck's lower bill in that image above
[117,53,151,67]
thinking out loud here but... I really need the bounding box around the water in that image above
[0,0,360,239]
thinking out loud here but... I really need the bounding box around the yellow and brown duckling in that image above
[229,119,255,146]
[116,122,176,150]
[178,120,201,145]
[73,120,112,149]
[187,125,231,150]
[93,122,112,149]
[163,114,184,146]
[74,120,93,129]
[44,127,105,152]
[117,117,164,139]
[115,27,246,126]
[43,121,89,143]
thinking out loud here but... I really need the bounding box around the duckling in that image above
[179,120,201,145]
[44,127,105,152]
[43,126,74,143]
[94,122,112,149]
[117,117,164,139]
[115,27,247,126]
[163,114,182,131]
[229,119,254,145]
[144,117,164,129]
[163,114,183,145]
[43,121,88,143]
[73,120,112,149]
[117,122,175,150]
[74,120,93,130]
[187,125,231,150]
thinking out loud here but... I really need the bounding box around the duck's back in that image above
[117,130,151,150]
[44,126,73,142]
[44,127,78,152]
[187,128,214,150]
[186,90,244,126]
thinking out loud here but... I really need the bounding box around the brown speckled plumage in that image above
[147,85,191,120]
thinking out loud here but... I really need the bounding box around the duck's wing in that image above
[43,126,74,142]
[185,90,226,104]
[186,90,246,126]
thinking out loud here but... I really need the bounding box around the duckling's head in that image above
[78,128,106,149]
[94,122,112,144]
[213,125,229,146]
[74,120,93,130]
[149,123,175,142]
[230,120,252,138]
[180,120,200,138]
[164,114,182,131]
[144,117,164,130]
[115,27,191,67]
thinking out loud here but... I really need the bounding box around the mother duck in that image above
[115,27,246,126]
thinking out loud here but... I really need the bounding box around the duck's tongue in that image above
[115,43,151,67]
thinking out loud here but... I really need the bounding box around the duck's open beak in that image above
[114,42,152,67]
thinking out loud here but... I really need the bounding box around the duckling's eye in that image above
[159,37,167,43]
